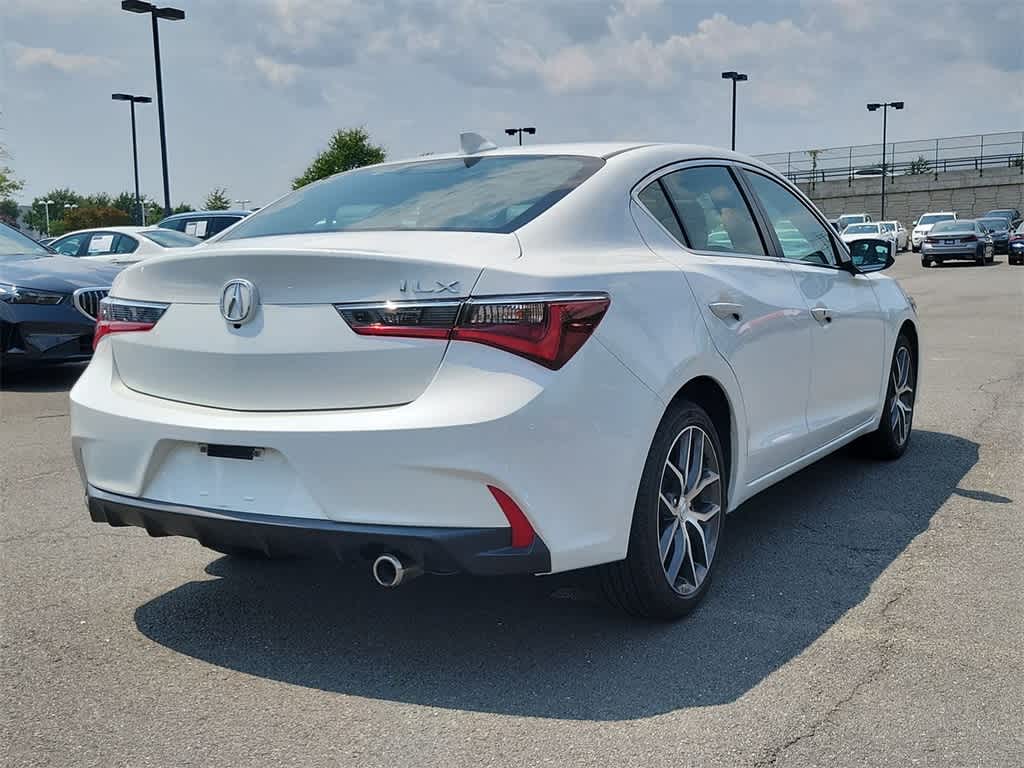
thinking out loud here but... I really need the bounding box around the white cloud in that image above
[252,55,301,87]
[8,44,115,75]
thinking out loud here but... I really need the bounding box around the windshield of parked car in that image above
[978,218,1008,231]
[0,223,51,258]
[930,221,972,234]
[845,224,878,234]
[839,215,866,226]
[221,155,605,240]
[140,229,202,248]
[919,214,955,226]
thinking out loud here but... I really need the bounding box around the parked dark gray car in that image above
[1,223,122,369]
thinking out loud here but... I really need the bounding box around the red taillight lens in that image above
[93,298,169,350]
[487,485,536,548]
[960,235,977,242]
[336,294,610,370]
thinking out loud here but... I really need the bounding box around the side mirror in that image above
[848,238,895,273]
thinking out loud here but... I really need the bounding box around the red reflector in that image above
[93,321,156,350]
[488,485,536,549]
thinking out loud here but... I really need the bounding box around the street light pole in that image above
[122,2,185,218]
[112,94,152,225]
[866,101,904,220]
[43,200,55,237]
[721,71,748,151]
[235,199,252,210]
[504,127,536,146]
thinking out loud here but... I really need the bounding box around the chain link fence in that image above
[755,131,1024,184]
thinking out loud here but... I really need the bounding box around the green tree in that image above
[172,202,194,214]
[292,127,386,189]
[25,188,82,234]
[905,155,931,176]
[62,206,131,231]
[0,198,18,225]
[0,166,23,200]
[204,187,231,210]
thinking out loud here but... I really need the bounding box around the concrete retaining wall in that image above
[798,166,1024,224]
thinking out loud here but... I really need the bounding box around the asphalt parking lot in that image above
[2,254,1021,768]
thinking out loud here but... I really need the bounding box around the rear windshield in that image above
[978,218,1008,230]
[845,224,877,234]
[839,215,866,225]
[221,155,605,240]
[141,230,201,248]
[919,214,954,225]
[930,220,972,234]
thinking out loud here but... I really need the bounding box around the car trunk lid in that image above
[109,231,519,411]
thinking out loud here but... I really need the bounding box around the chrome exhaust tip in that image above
[372,553,422,588]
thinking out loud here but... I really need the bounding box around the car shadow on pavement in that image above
[0,363,85,392]
[135,429,980,720]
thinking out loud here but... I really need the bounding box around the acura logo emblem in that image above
[220,279,258,324]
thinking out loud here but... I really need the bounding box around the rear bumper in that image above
[921,245,982,260]
[88,485,550,575]
[71,335,664,573]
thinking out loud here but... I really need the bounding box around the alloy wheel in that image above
[657,425,723,595]
[890,346,914,446]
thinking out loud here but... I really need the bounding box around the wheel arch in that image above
[667,375,736,509]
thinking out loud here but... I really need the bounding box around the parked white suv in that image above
[70,141,920,619]
[911,212,957,252]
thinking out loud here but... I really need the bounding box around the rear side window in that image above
[206,216,241,237]
[159,218,187,232]
[113,235,138,254]
[637,182,685,242]
[221,155,605,240]
[659,166,765,256]
[87,233,116,254]
[743,171,837,266]
[141,230,201,248]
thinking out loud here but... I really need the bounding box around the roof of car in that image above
[158,210,251,221]
[57,226,149,237]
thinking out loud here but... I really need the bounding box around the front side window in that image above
[52,234,87,256]
[222,155,605,241]
[658,166,765,256]
[744,172,836,266]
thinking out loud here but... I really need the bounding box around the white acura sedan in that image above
[71,140,920,619]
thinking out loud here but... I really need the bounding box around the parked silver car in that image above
[920,219,994,267]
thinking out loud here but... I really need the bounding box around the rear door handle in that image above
[810,306,833,324]
[709,302,744,322]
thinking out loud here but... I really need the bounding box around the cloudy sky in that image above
[2,0,1021,208]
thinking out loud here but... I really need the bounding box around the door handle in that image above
[709,302,744,322]
[810,306,833,324]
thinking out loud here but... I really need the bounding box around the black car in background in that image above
[0,223,122,370]
[982,209,1022,229]
[977,217,1011,254]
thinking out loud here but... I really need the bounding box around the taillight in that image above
[925,237,938,244]
[960,235,977,242]
[335,293,610,370]
[94,297,169,350]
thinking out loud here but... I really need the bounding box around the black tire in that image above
[921,258,930,268]
[864,334,916,460]
[600,400,727,620]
